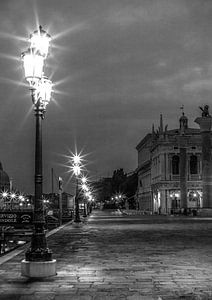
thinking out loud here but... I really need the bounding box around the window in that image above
[172,155,179,175]
[190,155,198,174]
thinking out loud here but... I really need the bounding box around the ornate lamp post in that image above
[85,190,93,214]
[21,26,56,278]
[72,155,82,223]
[10,192,16,210]
[81,176,88,218]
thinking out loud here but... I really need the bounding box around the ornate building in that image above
[136,113,203,214]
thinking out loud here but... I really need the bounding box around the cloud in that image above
[153,66,204,91]
[1,0,212,193]
[183,78,212,92]
[106,0,188,27]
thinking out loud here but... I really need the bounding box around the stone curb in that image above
[0,219,73,266]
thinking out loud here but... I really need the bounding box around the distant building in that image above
[44,192,73,212]
[136,113,203,214]
[0,162,10,191]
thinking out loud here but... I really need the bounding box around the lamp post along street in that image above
[21,26,56,277]
[25,93,51,261]
[71,154,82,223]
[83,196,87,218]
[58,177,63,226]
[81,177,88,218]
[74,175,81,223]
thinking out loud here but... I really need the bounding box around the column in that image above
[195,116,212,208]
[177,136,188,211]
[180,147,187,210]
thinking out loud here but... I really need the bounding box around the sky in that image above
[0,0,212,194]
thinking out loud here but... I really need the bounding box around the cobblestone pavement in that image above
[1,210,212,300]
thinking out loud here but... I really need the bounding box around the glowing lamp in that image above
[73,165,81,176]
[10,193,16,199]
[85,191,90,198]
[73,154,81,165]
[22,48,44,87]
[82,184,88,191]
[30,25,51,58]
[81,176,87,183]
[38,76,52,106]
[19,195,24,201]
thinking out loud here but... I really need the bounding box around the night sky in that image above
[0,0,211,194]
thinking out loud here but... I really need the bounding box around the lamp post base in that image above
[21,259,57,278]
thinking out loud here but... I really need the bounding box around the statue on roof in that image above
[199,105,210,117]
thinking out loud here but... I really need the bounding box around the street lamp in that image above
[21,26,56,278]
[81,176,88,218]
[29,25,51,58]
[72,155,82,223]
[10,192,16,210]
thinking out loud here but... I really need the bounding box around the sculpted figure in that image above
[199,105,210,117]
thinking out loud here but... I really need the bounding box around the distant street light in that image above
[2,192,8,198]
[71,153,82,223]
[10,192,16,209]
[81,176,88,218]
[21,26,56,278]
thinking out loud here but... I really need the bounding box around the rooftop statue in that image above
[199,105,210,117]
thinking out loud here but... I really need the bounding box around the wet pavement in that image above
[0,209,212,299]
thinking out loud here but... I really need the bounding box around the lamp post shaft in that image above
[25,104,52,261]
[35,106,43,213]
[74,177,81,223]
[83,198,87,217]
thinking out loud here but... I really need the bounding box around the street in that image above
[0,210,212,299]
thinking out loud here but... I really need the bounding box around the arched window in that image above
[190,155,198,174]
[172,155,179,175]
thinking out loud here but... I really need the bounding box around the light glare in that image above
[38,76,52,105]
[73,154,81,165]
[22,49,44,86]
[30,26,51,58]
[73,165,81,176]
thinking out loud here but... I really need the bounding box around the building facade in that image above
[136,113,203,214]
[0,162,10,191]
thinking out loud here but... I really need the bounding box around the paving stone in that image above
[1,210,212,299]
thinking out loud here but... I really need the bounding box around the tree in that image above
[111,168,127,194]
[120,173,138,209]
